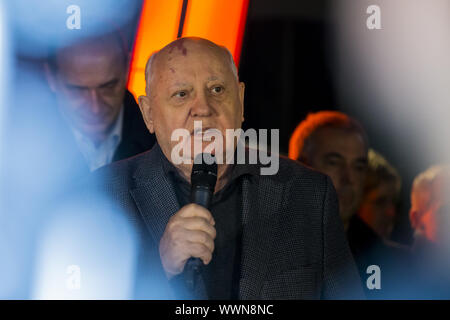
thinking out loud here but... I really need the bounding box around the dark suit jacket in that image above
[86,144,363,299]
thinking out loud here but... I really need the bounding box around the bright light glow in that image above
[127,0,184,98]
[181,0,249,67]
[127,0,249,99]
[31,196,138,299]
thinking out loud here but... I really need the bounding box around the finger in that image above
[178,204,215,225]
[177,217,216,239]
[183,230,215,252]
[188,242,213,265]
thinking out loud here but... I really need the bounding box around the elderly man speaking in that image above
[88,37,362,300]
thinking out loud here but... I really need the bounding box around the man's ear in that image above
[138,95,155,134]
[43,62,57,92]
[238,82,245,122]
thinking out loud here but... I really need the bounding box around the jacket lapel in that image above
[239,175,285,299]
[129,147,180,246]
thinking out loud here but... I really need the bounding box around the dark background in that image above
[240,0,335,154]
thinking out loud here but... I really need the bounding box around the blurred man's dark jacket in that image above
[407,235,450,299]
[82,144,364,299]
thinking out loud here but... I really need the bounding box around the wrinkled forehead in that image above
[313,126,367,154]
[162,38,229,63]
[148,39,236,87]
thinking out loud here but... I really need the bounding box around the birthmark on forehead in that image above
[169,67,175,74]
[167,38,188,56]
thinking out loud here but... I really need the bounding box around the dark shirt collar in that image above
[156,142,258,187]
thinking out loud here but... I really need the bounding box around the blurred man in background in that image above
[45,32,155,172]
[358,149,402,241]
[289,111,408,298]
[408,164,450,298]
[289,111,368,230]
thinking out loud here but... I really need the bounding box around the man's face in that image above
[50,42,127,139]
[307,127,368,224]
[411,177,450,246]
[359,181,397,239]
[140,40,245,176]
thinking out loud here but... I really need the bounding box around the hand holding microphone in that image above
[159,154,217,281]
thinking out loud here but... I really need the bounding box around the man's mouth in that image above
[191,127,221,138]
[192,127,210,135]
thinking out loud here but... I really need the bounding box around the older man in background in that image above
[289,111,409,298]
[408,165,450,298]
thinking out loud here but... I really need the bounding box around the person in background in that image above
[358,149,402,242]
[289,111,408,298]
[408,164,450,298]
[45,32,155,173]
[289,111,368,231]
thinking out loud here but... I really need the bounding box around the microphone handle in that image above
[184,257,203,291]
[191,186,212,208]
[185,187,213,291]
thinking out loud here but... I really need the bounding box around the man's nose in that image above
[190,92,213,117]
[340,166,352,184]
[88,89,101,114]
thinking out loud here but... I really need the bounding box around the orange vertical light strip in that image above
[127,0,184,99]
[234,0,249,67]
[181,0,249,68]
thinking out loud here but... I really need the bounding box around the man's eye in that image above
[211,86,223,94]
[174,91,187,98]
[103,83,115,89]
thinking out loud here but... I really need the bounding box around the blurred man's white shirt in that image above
[71,105,124,171]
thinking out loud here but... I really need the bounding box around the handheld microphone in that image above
[184,153,217,291]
